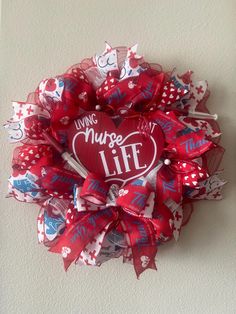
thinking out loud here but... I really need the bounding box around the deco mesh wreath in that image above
[5,43,226,277]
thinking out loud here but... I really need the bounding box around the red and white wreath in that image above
[5,43,226,277]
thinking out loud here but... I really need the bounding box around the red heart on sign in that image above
[45,78,57,92]
[67,111,164,186]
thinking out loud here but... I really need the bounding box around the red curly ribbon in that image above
[156,167,182,204]
[167,130,213,159]
[39,166,84,197]
[150,110,185,143]
[116,180,152,216]
[96,71,165,115]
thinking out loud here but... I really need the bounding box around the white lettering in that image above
[72,126,157,181]
[75,114,97,130]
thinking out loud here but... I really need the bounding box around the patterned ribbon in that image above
[50,173,160,277]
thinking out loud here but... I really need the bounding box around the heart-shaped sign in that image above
[67,111,164,186]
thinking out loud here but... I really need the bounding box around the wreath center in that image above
[68,111,164,186]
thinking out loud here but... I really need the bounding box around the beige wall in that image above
[1,1,236,313]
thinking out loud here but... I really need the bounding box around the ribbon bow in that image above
[50,173,161,277]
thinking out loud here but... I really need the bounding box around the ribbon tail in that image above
[121,213,157,278]
[76,221,113,266]
[49,207,117,270]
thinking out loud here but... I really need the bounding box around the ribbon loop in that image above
[116,178,152,216]
[80,173,109,205]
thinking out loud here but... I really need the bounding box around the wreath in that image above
[5,43,226,277]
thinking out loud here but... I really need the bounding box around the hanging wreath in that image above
[5,43,226,277]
